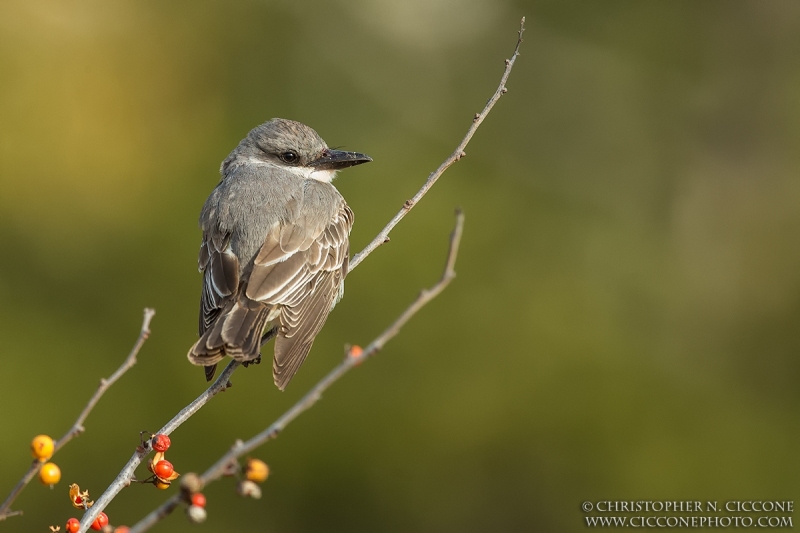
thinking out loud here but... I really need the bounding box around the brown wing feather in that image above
[198,233,239,336]
[192,232,241,380]
[273,271,341,390]
[244,203,353,390]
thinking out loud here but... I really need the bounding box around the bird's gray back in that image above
[199,162,345,275]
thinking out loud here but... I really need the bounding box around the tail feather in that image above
[188,298,272,381]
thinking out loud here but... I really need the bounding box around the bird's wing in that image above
[273,269,341,390]
[245,203,353,389]
[198,230,240,336]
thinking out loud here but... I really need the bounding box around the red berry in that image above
[155,460,174,479]
[152,434,171,452]
[191,492,207,508]
[65,518,80,533]
[90,511,108,530]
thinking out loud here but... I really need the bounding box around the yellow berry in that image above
[154,480,171,490]
[31,435,55,461]
[39,462,61,485]
[245,458,269,483]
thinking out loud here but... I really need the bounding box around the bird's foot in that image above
[242,355,262,368]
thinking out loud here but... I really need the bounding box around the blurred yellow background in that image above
[1,1,799,531]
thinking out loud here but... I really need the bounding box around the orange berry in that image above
[65,518,80,533]
[245,458,269,483]
[90,511,108,530]
[39,462,61,485]
[31,435,55,461]
[115,527,130,533]
[154,460,174,479]
[349,345,363,358]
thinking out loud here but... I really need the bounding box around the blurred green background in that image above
[2,0,799,531]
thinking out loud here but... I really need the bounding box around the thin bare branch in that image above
[62,309,157,449]
[0,308,155,522]
[128,211,465,533]
[349,16,524,271]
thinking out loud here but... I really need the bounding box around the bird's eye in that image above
[279,151,299,164]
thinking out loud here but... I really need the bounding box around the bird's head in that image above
[225,118,372,182]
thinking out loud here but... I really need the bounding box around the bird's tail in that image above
[187,297,272,381]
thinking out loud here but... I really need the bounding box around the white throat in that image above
[245,157,338,183]
[300,167,338,183]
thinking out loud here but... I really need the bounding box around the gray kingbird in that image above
[187,118,372,390]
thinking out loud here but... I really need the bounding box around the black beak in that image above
[310,149,372,170]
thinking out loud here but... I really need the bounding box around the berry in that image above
[186,504,207,523]
[154,479,171,490]
[31,435,55,461]
[151,434,171,452]
[65,518,80,533]
[236,479,262,499]
[179,473,203,493]
[39,462,61,485]
[90,512,108,530]
[115,528,130,533]
[154,460,174,479]
[245,458,269,483]
[349,345,364,358]
[191,492,206,508]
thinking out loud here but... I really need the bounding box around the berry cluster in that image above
[47,432,179,532]
[146,434,180,489]
[31,435,61,486]
[237,457,270,500]
[45,432,275,529]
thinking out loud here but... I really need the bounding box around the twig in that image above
[0,308,155,522]
[128,211,465,533]
[349,16,524,272]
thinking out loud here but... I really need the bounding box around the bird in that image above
[187,118,371,390]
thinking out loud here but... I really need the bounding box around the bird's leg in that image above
[260,325,279,347]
